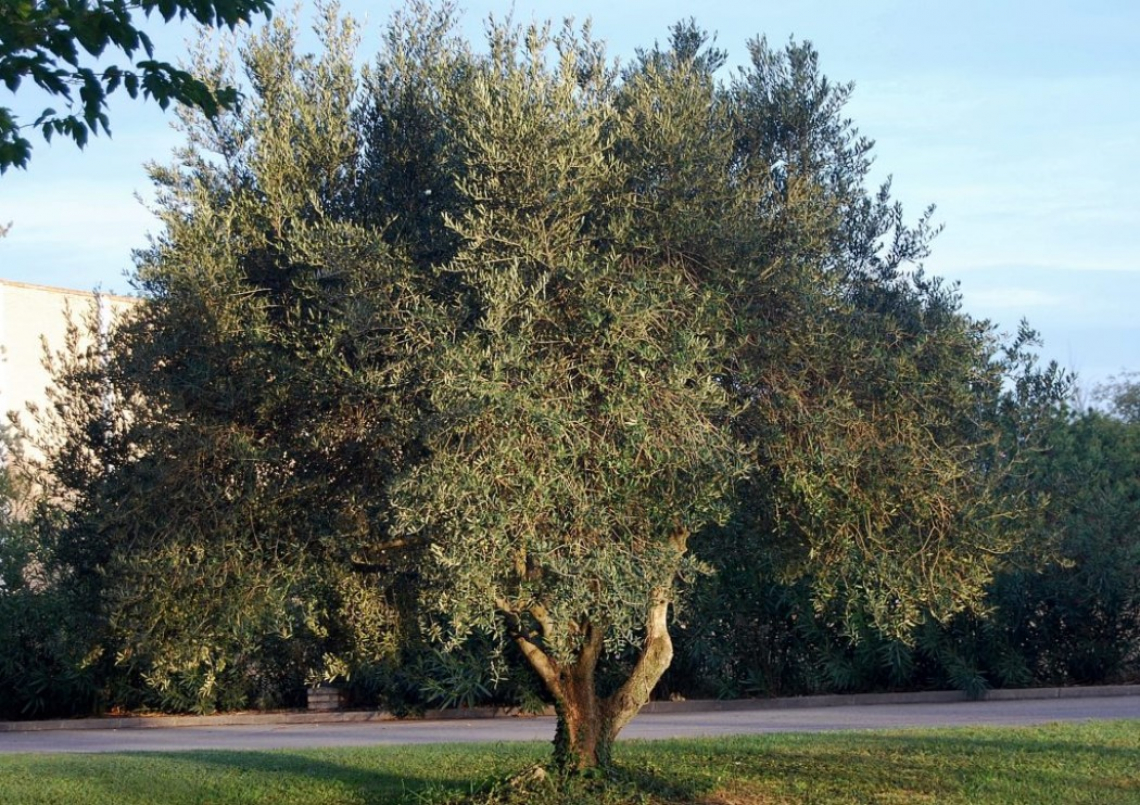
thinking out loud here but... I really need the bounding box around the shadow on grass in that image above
[417,761,720,805]
[38,748,482,805]
[153,747,709,805]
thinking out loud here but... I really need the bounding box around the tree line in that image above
[1,2,1135,772]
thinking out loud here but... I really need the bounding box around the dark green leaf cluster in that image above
[994,408,1140,683]
[0,427,104,718]
[0,0,273,171]
[669,353,1138,700]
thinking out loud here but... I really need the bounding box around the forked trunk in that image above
[513,592,675,772]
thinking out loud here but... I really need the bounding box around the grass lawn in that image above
[1,720,1138,804]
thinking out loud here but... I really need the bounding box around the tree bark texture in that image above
[513,591,674,771]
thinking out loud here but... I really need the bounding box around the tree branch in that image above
[603,588,673,736]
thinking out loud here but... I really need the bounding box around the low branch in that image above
[603,589,673,737]
[577,619,605,675]
[514,634,562,698]
[529,604,557,642]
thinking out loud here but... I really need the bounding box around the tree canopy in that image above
[13,2,1067,771]
[0,0,273,171]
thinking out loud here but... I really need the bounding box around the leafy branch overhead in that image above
[0,0,273,171]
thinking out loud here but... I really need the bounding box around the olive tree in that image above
[377,14,1032,769]
[26,2,1043,770]
[14,3,413,713]
[379,19,750,769]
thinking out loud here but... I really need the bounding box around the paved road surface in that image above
[2,696,1138,754]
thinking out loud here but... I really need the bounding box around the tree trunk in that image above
[552,658,611,772]
[512,591,675,772]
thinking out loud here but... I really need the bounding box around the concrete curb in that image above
[1,684,1137,733]
[641,683,1140,712]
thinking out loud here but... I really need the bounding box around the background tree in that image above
[11,4,411,714]
[0,0,273,171]
[990,406,1140,684]
[1,344,107,718]
[1094,371,1140,424]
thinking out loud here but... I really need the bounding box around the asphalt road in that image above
[2,696,1138,754]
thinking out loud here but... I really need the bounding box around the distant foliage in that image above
[1094,371,1140,424]
[995,409,1140,684]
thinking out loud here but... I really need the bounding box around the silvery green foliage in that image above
[384,19,747,662]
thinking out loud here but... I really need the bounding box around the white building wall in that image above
[0,280,137,446]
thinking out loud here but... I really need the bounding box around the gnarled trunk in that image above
[514,591,675,771]
[552,654,611,771]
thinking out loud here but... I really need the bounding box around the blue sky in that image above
[1,0,1137,390]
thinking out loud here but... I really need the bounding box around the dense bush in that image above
[669,398,1140,700]
[0,446,100,718]
[989,410,1140,685]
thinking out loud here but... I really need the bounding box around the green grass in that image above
[2,721,1138,804]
